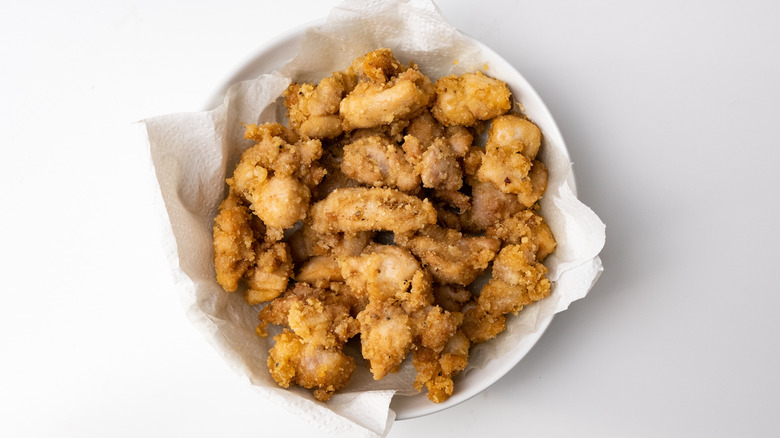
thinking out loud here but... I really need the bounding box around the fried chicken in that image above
[341,135,420,192]
[213,48,557,404]
[432,71,512,126]
[399,225,500,286]
[340,65,435,130]
[477,115,549,207]
[309,187,436,235]
[268,330,356,401]
[486,209,557,261]
[212,191,256,292]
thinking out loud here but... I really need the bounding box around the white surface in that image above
[1,0,778,436]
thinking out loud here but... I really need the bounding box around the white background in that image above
[2,0,779,436]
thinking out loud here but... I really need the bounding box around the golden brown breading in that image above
[413,330,470,403]
[357,300,414,380]
[419,138,463,191]
[460,304,507,344]
[267,330,355,401]
[485,115,542,160]
[309,187,436,235]
[432,284,472,313]
[341,135,420,192]
[244,242,292,305]
[338,244,425,303]
[400,225,500,286]
[461,178,524,232]
[295,255,344,288]
[259,283,359,347]
[515,160,548,208]
[213,48,558,404]
[477,116,549,208]
[409,305,463,353]
[241,123,326,188]
[347,48,405,83]
[213,192,256,292]
[461,242,551,343]
[340,66,434,130]
[284,71,356,139]
[432,72,512,126]
[486,209,557,261]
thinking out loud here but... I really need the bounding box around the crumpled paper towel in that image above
[144,0,605,436]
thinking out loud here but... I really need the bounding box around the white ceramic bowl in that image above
[207,20,572,421]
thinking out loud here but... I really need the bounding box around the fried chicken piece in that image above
[460,303,507,344]
[405,110,444,149]
[284,71,356,139]
[515,160,548,208]
[311,142,363,202]
[242,123,325,185]
[340,65,435,130]
[348,48,405,83]
[357,300,414,380]
[309,187,436,235]
[463,146,485,176]
[295,255,344,288]
[419,138,463,191]
[432,284,472,313]
[432,72,512,126]
[250,175,311,240]
[259,283,359,346]
[486,210,557,261]
[462,242,551,343]
[213,192,256,292]
[288,219,374,263]
[461,178,524,232]
[268,330,355,401]
[413,330,470,403]
[341,135,420,192]
[477,116,549,207]
[400,225,500,286]
[244,242,292,305]
[338,244,426,304]
[227,133,313,240]
[409,305,463,352]
[485,115,542,160]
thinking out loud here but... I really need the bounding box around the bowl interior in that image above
[206,20,569,420]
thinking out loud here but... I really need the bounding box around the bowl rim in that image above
[205,18,568,421]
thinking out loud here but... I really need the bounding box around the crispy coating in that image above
[400,225,500,286]
[213,192,256,292]
[244,242,292,305]
[462,242,551,343]
[295,255,344,288]
[214,48,558,404]
[432,72,512,126]
[267,330,355,401]
[357,300,414,380]
[477,116,548,207]
[340,66,434,130]
[413,330,470,403]
[284,71,356,139]
[309,187,436,235]
[341,135,420,192]
[516,160,548,208]
[460,304,507,344]
[348,48,405,83]
[419,138,463,191]
[433,284,472,313]
[486,115,541,160]
[338,244,425,303]
[486,209,557,261]
[250,175,311,239]
[461,178,524,232]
